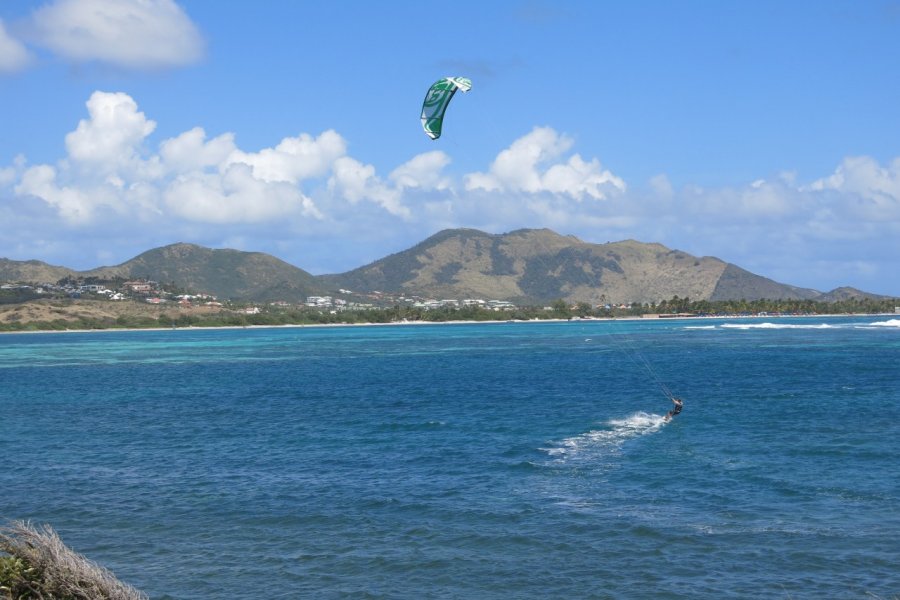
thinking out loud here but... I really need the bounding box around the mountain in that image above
[0,258,76,284]
[1,231,890,304]
[813,286,888,302]
[83,243,323,301]
[708,263,820,302]
[1,243,322,302]
[320,228,831,304]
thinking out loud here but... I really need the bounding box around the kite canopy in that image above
[420,77,472,140]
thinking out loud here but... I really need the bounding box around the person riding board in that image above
[664,397,683,421]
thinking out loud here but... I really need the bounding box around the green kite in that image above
[420,77,472,140]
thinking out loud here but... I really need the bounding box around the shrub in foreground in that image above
[0,520,146,600]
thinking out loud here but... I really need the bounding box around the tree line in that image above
[0,294,896,333]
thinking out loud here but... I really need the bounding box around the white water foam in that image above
[684,325,717,330]
[867,319,900,328]
[542,412,667,461]
[720,322,834,330]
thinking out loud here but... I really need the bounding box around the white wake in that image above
[542,411,667,461]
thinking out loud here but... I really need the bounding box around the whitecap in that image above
[868,319,900,328]
[721,322,834,330]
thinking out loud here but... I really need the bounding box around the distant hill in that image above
[83,243,323,301]
[813,286,887,302]
[1,231,890,304]
[0,258,75,284]
[709,263,821,302]
[320,228,840,304]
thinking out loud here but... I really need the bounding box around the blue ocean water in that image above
[1,316,898,599]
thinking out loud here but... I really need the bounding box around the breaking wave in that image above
[867,319,900,328]
[720,322,834,330]
[682,319,900,332]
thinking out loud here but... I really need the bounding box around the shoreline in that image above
[2,311,896,336]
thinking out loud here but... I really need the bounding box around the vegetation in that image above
[0,290,42,306]
[0,521,146,600]
[0,294,896,333]
[641,295,898,317]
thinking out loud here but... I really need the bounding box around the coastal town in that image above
[1,278,522,313]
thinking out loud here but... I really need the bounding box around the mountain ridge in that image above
[1,229,890,303]
[319,229,830,304]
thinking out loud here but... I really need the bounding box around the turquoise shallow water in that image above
[2,317,899,599]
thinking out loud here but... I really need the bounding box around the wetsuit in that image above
[671,400,683,416]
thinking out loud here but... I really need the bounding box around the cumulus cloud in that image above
[0,19,32,72]
[16,164,100,224]
[465,126,626,200]
[808,155,900,220]
[7,98,636,237]
[160,128,237,173]
[10,91,343,226]
[227,131,346,184]
[164,164,321,224]
[329,157,409,218]
[25,0,203,69]
[389,151,453,191]
[14,95,899,248]
[65,91,158,174]
[678,175,802,222]
[0,1,203,74]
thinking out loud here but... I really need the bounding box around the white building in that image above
[306,296,333,307]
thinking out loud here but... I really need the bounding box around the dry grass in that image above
[0,299,226,326]
[0,521,147,600]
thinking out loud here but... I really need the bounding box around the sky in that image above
[1,0,899,296]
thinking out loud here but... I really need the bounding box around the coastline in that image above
[2,311,896,336]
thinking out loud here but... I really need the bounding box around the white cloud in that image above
[542,154,624,199]
[465,126,626,200]
[389,151,453,190]
[65,91,157,172]
[227,130,346,184]
[681,177,798,221]
[0,19,32,72]
[808,155,900,220]
[29,0,204,69]
[329,157,409,218]
[160,127,237,173]
[16,164,101,223]
[10,91,338,226]
[9,98,637,237]
[6,91,378,227]
[164,164,321,224]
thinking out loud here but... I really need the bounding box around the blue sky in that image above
[1,0,899,296]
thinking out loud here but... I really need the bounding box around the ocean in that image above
[2,316,898,599]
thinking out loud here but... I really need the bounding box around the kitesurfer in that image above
[664,397,683,421]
